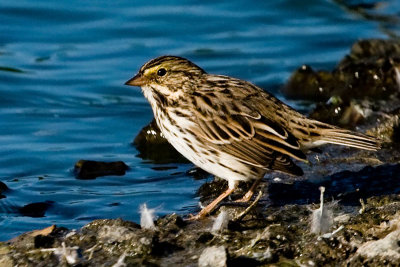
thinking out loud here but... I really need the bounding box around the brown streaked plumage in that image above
[125,55,380,220]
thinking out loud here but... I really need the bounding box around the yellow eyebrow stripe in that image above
[144,66,158,75]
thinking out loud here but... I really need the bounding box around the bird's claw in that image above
[184,210,209,221]
[234,197,250,203]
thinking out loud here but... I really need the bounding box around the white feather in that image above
[311,186,333,234]
[211,210,229,233]
[140,203,156,230]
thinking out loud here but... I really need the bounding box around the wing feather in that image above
[187,75,307,176]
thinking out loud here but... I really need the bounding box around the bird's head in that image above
[125,56,205,104]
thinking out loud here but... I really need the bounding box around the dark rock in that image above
[74,160,129,179]
[269,164,400,206]
[367,107,400,143]
[81,218,141,236]
[283,65,334,102]
[309,98,369,127]
[283,39,400,116]
[4,194,400,266]
[0,181,8,199]
[342,39,400,62]
[197,232,214,243]
[197,179,228,204]
[34,234,55,248]
[186,167,211,180]
[156,214,186,233]
[151,236,183,257]
[228,256,261,267]
[333,56,400,101]
[133,119,188,164]
[7,225,68,252]
[283,39,400,128]
[19,201,54,217]
[0,181,8,193]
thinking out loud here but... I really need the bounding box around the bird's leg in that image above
[235,179,261,203]
[187,181,237,220]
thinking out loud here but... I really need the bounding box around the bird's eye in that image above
[157,68,167,76]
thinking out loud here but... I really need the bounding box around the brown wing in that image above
[188,75,307,176]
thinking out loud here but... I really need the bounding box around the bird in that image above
[125,55,380,220]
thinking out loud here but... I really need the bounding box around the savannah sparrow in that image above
[125,56,380,220]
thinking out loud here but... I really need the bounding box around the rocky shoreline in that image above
[1,39,400,266]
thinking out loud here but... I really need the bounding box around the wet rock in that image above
[8,225,68,251]
[228,256,262,266]
[197,178,228,204]
[0,181,8,193]
[186,167,210,180]
[3,194,400,266]
[74,159,129,179]
[197,232,214,243]
[283,65,334,102]
[342,39,400,63]
[0,244,13,267]
[355,228,400,261]
[151,236,183,257]
[155,214,186,234]
[334,53,400,101]
[309,98,371,127]
[343,64,399,100]
[82,218,141,243]
[0,181,8,199]
[269,164,400,206]
[79,219,158,265]
[80,217,185,265]
[34,234,55,249]
[133,119,188,164]
[284,39,400,104]
[347,214,400,265]
[19,201,54,217]
[284,39,400,128]
[367,107,400,143]
[198,246,227,267]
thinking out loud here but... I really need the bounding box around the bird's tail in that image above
[316,128,380,151]
[293,120,381,151]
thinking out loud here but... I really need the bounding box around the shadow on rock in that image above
[269,163,400,206]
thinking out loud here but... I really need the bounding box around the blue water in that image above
[0,0,399,240]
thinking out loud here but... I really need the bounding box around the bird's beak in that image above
[125,73,146,87]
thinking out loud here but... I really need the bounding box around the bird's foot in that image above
[233,190,263,222]
[185,187,236,221]
[234,191,254,203]
[185,209,208,221]
[185,213,202,221]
